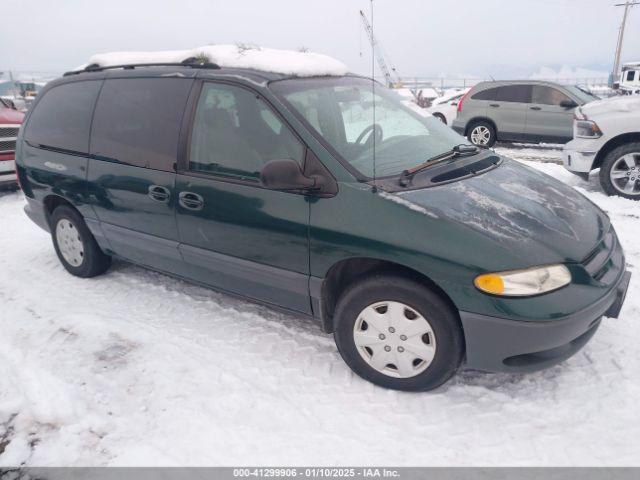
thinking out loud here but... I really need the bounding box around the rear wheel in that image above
[333,274,464,391]
[51,205,111,277]
[599,142,640,200]
[467,120,496,147]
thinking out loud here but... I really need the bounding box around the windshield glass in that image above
[270,77,465,178]
[565,85,599,103]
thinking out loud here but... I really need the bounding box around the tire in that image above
[433,113,447,125]
[333,274,464,392]
[599,142,640,200]
[50,205,111,277]
[467,120,496,147]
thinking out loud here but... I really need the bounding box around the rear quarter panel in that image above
[18,142,94,219]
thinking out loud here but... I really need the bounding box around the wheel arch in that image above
[464,117,497,137]
[42,195,78,226]
[432,112,447,124]
[318,257,460,334]
[593,132,640,170]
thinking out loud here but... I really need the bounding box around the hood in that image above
[0,106,24,124]
[581,95,640,118]
[396,159,609,266]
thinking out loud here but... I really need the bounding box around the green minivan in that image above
[15,61,630,391]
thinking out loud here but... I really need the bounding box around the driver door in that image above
[525,85,576,142]
[175,81,312,314]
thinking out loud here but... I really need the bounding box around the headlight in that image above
[576,120,602,138]
[474,265,571,297]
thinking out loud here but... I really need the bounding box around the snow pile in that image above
[83,44,349,77]
[530,65,609,81]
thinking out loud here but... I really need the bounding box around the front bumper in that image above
[562,137,604,174]
[0,158,17,188]
[460,270,631,373]
[562,149,597,174]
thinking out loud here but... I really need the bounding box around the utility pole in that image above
[612,1,639,87]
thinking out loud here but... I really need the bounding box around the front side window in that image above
[564,85,598,103]
[189,82,304,181]
[531,86,571,106]
[270,77,464,178]
[627,70,636,82]
[25,80,102,154]
[495,85,532,103]
[91,78,193,171]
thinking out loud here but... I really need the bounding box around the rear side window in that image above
[25,81,102,154]
[496,85,532,103]
[627,71,636,82]
[91,78,193,171]
[531,86,571,106]
[471,87,498,101]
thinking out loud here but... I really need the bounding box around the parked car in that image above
[425,89,469,125]
[563,96,640,199]
[619,62,640,94]
[16,60,630,391]
[0,97,24,189]
[452,80,598,147]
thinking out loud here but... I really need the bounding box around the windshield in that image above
[565,85,599,103]
[270,77,466,178]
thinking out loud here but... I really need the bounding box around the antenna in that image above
[370,0,377,193]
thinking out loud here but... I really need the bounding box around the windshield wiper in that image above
[398,144,480,187]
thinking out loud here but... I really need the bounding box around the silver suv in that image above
[452,81,597,147]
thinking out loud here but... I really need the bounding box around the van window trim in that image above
[177,78,317,193]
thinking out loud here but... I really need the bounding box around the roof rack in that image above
[63,58,221,77]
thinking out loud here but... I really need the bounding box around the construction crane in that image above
[359,9,402,89]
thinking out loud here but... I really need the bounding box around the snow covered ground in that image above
[1,147,639,467]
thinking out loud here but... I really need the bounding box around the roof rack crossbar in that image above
[63,60,220,77]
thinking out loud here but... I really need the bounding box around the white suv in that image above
[563,96,640,199]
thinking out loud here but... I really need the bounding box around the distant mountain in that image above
[529,65,610,81]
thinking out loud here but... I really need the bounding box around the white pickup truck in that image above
[563,96,640,199]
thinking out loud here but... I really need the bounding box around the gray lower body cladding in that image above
[460,271,631,373]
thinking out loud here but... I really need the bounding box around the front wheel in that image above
[51,205,111,277]
[467,121,496,147]
[599,142,640,200]
[333,275,464,391]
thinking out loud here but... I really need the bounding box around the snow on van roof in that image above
[82,44,349,77]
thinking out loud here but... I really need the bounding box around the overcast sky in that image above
[2,0,639,79]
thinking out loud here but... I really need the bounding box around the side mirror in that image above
[560,99,578,109]
[260,159,317,191]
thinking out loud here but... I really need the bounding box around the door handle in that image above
[179,191,204,211]
[529,106,542,111]
[489,103,500,108]
[148,185,170,203]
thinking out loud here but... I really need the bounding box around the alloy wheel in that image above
[609,153,640,196]
[470,125,491,146]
